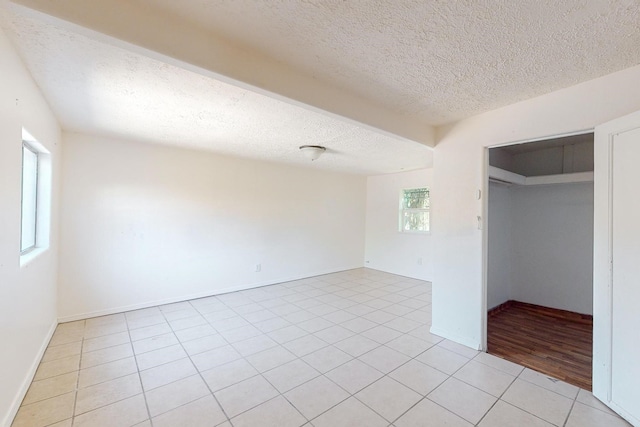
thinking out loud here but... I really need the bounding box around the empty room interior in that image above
[1,1,639,427]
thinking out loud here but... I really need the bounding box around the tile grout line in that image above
[123,313,155,427]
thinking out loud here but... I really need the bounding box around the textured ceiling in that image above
[1,7,432,175]
[142,0,640,125]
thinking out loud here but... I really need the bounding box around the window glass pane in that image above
[21,146,38,252]
[402,211,429,232]
[402,188,429,209]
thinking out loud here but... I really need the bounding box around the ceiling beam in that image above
[11,0,435,147]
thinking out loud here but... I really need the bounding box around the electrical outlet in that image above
[255,263,261,272]
[417,257,423,265]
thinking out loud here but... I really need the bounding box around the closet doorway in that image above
[485,132,594,390]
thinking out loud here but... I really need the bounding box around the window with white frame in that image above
[20,129,52,261]
[399,187,430,233]
[21,142,39,253]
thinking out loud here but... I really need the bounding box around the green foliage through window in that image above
[400,188,430,233]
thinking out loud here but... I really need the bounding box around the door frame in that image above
[480,129,594,351]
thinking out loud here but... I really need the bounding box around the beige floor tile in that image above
[75,373,142,415]
[23,371,78,405]
[358,345,410,374]
[81,343,134,369]
[201,358,259,392]
[518,368,580,399]
[415,346,470,375]
[355,376,421,422]
[395,398,472,427]
[152,395,227,427]
[191,344,242,372]
[389,359,448,395]
[438,339,481,359]
[174,324,217,342]
[126,313,166,330]
[501,379,573,426]
[478,400,554,427]
[181,333,227,356]
[576,389,618,415]
[301,345,352,373]
[310,397,388,427]
[145,374,211,417]
[341,317,378,333]
[313,325,354,344]
[262,359,320,393]
[285,375,349,419]
[169,315,208,331]
[73,394,148,427]
[362,310,397,324]
[361,325,403,344]
[253,316,291,333]
[333,335,380,357]
[232,334,278,356]
[132,333,178,354]
[129,323,172,342]
[83,332,130,353]
[214,375,279,418]
[46,419,72,427]
[48,331,84,347]
[384,334,434,357]
[11,392,75,427]
[231,396,306,427]
[83,322,128,339]
[297,317,334,333]
[428,377,497,424]
[34,355,80,381]
[565,402,632,427]
[283,334,329,357]
[321,310,357,324]
[267,325,309,344]
[136,344,187,370]
[473,352,524,376]
[213,318,252,335]
[325,359,384,394]
[384,317,422,333]
[408,325,444,344]
[246,345,298,372]
[453,360,516,397]
[41,341,82,363]
[140,357,196,390]
[78,357,138,388]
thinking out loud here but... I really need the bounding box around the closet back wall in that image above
[58,133,366,321]
[487,181,593,314]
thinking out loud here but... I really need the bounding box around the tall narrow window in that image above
[400,187,430,233]
[21,142,39,253]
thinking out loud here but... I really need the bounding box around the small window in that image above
[21,142,39,253]
[20,129,51,264]
[400,187,430,233]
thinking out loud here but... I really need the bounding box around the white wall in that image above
[487,182,593,314]
[510,183,593,314]
[0,28,61,427]
[58,133,366,320]
[486,182,512,309]
[364,169,433,281]
[432,64,640,349]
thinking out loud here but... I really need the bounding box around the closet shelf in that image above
[489,166,594,186]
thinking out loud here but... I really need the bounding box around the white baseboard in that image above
[429,325,482,351]
[58,266,362,323]
[2,320,57,427]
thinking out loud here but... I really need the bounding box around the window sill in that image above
[20,246,48,268]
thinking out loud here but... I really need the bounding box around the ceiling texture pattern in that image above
[2,0,639,174]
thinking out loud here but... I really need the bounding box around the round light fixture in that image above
[299,145,326,161]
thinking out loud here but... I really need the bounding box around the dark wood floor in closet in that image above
[487,301,593,390]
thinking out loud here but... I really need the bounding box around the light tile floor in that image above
[11,268,631,427]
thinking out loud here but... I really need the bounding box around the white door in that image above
[593,110,640,426]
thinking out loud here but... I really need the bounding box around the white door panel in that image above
[594,111,640,427]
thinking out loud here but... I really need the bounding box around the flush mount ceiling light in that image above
[299,145,326,161]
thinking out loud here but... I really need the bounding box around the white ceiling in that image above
[2,1,639,175]
[1,5,432,175]
[143,0,640,125]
